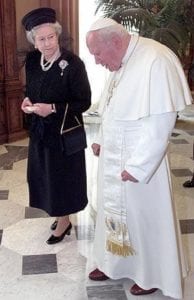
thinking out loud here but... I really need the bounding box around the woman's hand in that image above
[31,103,54,117]
[21,97,34,114]
[91,143,101,156]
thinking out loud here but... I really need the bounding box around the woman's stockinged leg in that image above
[54,215,71,236]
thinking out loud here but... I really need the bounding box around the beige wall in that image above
[15,0,40,51]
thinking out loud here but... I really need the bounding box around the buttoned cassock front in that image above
[91,35,192,299]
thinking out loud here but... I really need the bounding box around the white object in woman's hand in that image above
[21,97,34,114]
[25,106,37,112]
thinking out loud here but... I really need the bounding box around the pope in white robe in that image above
[86,18,193,299]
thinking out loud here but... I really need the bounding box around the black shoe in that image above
[46,223,72,245]
[183,179,194,188]
[50,220,58,230]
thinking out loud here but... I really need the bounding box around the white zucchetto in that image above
[89,17,118,31]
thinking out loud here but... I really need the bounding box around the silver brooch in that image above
[58,59,69,76]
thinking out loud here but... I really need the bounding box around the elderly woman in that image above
[21,7,91,244]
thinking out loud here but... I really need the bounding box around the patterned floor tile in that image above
[0,145,28,170]
[87,284,128,300]
[0,229,3,244]
[180,219,194,234]
[171,132,181,137]
[0,201,25,229]
[171,169,193,177]
[2,218,75,256]
[0,190,9,200]
[25,206,48,219]
[0,247,22,284]
[170,139,189,144]
[0,274,88,300]
[22,254,57,275]
[57,240,87,282]
[185,130,194,136]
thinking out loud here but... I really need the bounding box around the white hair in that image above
[88,17,118,31]
[26,21,62,45]
[86,23,128,45]
[86,17,128,43]
[97,24,128,40]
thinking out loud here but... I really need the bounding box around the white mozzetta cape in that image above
[98,34,192,120]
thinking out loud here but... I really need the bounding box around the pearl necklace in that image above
[40,49,60,71]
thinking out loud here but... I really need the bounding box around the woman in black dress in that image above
[21,8,91,244]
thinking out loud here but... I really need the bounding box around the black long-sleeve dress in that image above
[25,49,91,216]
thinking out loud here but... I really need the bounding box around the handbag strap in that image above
[60,103,82,134]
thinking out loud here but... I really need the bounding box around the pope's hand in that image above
[121,170,138,182]
[91,143,100,156]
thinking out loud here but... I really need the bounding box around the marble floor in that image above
[0,106,194,300]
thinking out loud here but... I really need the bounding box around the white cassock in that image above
[91,34,193,299]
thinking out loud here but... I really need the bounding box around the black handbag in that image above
[60,103,87,155]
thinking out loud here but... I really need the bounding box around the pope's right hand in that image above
[91,143,100,156]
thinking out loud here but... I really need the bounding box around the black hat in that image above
[22,7,56,31]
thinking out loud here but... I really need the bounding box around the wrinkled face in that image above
[34,24,59,59]
[86,31,122,72]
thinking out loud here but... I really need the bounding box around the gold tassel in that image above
[106,240,135,257]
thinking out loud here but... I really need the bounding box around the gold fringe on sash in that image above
[106,239,135,257]
[105,216,136,257]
